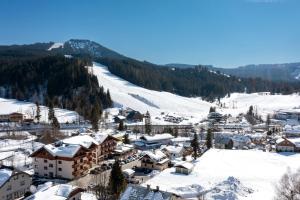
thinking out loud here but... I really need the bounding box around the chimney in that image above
[156,186,159,191]
[147,184,150,190]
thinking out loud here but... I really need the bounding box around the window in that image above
[7,185,12,191]
[44,159,48,163]
[80,158,83,163]
[20,180,25,186]
[49,164,53,168]
[44,174,48,177]
[44,166,48,170]
[58,168,62,171]
[35,172,39,175]
[6,194,12,200]
[35,165,38,168]
[14,192,19,198]
[14,175,18,180]
[58,161,62,164]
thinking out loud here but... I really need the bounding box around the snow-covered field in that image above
[0,98,79,123]
[92,62,300,123]
[144,149,300,200]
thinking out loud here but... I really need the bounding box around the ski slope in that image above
[92,62,300,122]
[92,62,213,120]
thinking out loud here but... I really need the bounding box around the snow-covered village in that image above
[2,1,300,200]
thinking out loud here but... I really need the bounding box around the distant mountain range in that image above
[166,63,300,82]
[1,39,300,103]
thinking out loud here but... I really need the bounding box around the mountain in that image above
[209,63,300,82]
[50,39,125,59]
[0,43,113,122]
[1,39,300,105]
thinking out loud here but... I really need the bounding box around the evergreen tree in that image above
[191,133,200,160]
[144,111,151,135]
[35,101,41,123]
[247,105,254,116]
[206,129,213,149]
[48,103,55,123]
[52,116,60,130]
[109,160,126,199]
[209,106,216,113]
[118,120,125,131]
[123,133,130,144]
[91,103,101,131]
[266,114,271,127]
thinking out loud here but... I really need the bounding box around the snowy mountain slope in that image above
[92,62,300,122]
[0,98,79,123]
[92,62,213,120]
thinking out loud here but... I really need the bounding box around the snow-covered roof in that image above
[120,185,174,200]
[122,169,135,177]
[171,137,191,143]
[140,134,174,142]
[94,133,113,144]
[163,145,184,154]
[115,144,134,153]
[25,182,82,200]
[0,168,12,187]
[144,150,168,162]
[175,161,194,170]
[276,137,300,147]
[62,135,98,148]
[44,143,81,158]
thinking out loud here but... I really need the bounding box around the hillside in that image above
[211,62,300,82]
[0,54,112,122]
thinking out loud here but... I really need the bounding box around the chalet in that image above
[162,145,184,160]
[94,133,118,162]
[25,182,84,200]
[114,115,126,123]
[0,112,24,123]
[276,137,300,152]
[275,109,300,121]
[120,184,181,200]
[141,150,169,171]
[175,161,194,175]
[113,144,137,161]
[0,166,31,200]
[30,137,98,179]
[135,133,174,150]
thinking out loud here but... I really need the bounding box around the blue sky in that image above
[0,0,299,68]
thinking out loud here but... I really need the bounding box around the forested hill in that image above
[0,47,112,123]
[96,57,300,101]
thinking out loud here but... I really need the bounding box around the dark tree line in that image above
[0,55,112,123]
[97,57,300,101]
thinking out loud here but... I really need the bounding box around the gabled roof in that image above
[25,182,84,200]
[175,161,194,170]
[62,135,98,148]
[120,185,176,200]
[0,168,12,187]
[163,145,184,154]
[143,150,168,162]
[43,144,82,158]
[276,137,300,147]
[94,133,118,144]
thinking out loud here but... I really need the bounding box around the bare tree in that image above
[275,168,300,200]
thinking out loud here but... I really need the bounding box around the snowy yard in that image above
[143,149,300,200]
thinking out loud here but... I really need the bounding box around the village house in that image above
[175,161,194,175]
[162,145,184,160]
[120,184,182,200]
[276,137,300,152]
[113,143,137,161]
[0,112,24,123]
[126,110,143,122]
[135,133,174,150]
[275,109,300,121]
[94,133,118,162]
[25,182,84,200]
[141,150,169,171]
[0,166,32,200]
[31,134,118,179]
